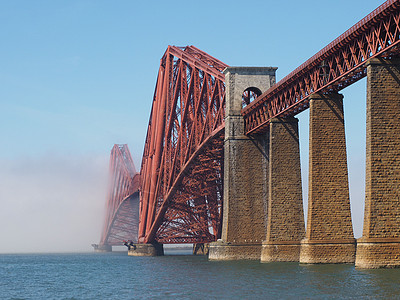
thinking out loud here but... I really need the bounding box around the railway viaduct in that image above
[97,0,400,268]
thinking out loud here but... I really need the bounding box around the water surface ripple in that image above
[1,253,399,299]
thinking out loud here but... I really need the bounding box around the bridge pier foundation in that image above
[208,67,277,260]
[261,117,305,262]
[193,243,209,255]
[355,58,400,268]
[92,244,112,252]
[300,93,356,264]
[128,243,164,256]
[208,129,269,260]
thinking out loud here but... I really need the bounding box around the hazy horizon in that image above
[0,0,384,253]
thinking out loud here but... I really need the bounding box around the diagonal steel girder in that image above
[99,144,140,246]
[139,46,228,244]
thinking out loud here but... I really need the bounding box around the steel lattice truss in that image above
[243,0,400,134]
[99,144,140,246]
[139,46,228,244]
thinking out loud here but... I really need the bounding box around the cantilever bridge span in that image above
[138,46,228,244]
[95,144,140,251]
[97,0,400,267]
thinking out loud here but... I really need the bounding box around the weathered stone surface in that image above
[209,241,262,260]
[261,243,302,262]
[356,238,400,268]
[222,134,268,245]
[128,243,164,256]
[300,240,356,264]
[300,92,355,264]
[355,58,400,268]
[193,243,209,255]
[210,67,277,260]
[261,117,305,262]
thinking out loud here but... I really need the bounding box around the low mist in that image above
[0,154,108,253]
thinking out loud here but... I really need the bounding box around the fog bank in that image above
[0,154,108,253]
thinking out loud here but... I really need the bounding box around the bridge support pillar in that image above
[193,243,209,255]
[128,243,164,256]
[356,58,400,268]
[300,93,356,264]
[209,67,277,260]
[92,244,112,252]
[261,117,305,262]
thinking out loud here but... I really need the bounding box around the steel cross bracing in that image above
[103,1,400,246]
[243,0,400,134]
[139,46,229,244]
[99,144,140,247]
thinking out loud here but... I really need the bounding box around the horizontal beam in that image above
[243,0,400,134]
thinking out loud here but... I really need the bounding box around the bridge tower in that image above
[209,67,276,259]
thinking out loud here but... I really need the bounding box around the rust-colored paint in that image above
[139,46,228,244]
[99,144,140,247]
[243,0,400,134]
[104,0,400,246]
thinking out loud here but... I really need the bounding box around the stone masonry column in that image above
[128,243,164,256]
[209,67,277,260]
[356,58,400,268]
[300,93,356,264]
[261,117,305,262]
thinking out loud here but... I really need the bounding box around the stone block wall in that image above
[261,117,305,262]
[356,58,400,268]
[300,93,355,264]
[222,134,268,244]
[209,67,277,260]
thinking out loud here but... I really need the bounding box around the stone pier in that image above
[128,243,164,256]
[355,58,400,268]
[92,244,112,252]
[208,66,277,260]
[261,117,305,262]
[300,93,356,264]
[193,243,209,255]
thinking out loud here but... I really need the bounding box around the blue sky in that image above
[0,0,385,252]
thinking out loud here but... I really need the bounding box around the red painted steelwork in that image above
[99,144,140,247]
[139,46,228,244]
[243,0,400,134]
[107,1,400,246]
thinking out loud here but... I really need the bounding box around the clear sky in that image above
[0,0,386,253]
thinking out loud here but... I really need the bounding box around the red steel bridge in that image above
[96,0,400,250]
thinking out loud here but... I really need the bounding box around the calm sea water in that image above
[1,251,400,299]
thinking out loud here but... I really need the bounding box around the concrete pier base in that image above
[299,239,356,264]
[128,243,164,256]
[261,242,301,262]
[208,241,262,260]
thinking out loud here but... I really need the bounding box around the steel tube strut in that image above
[138,0,400,245]
[139,46,227,244]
